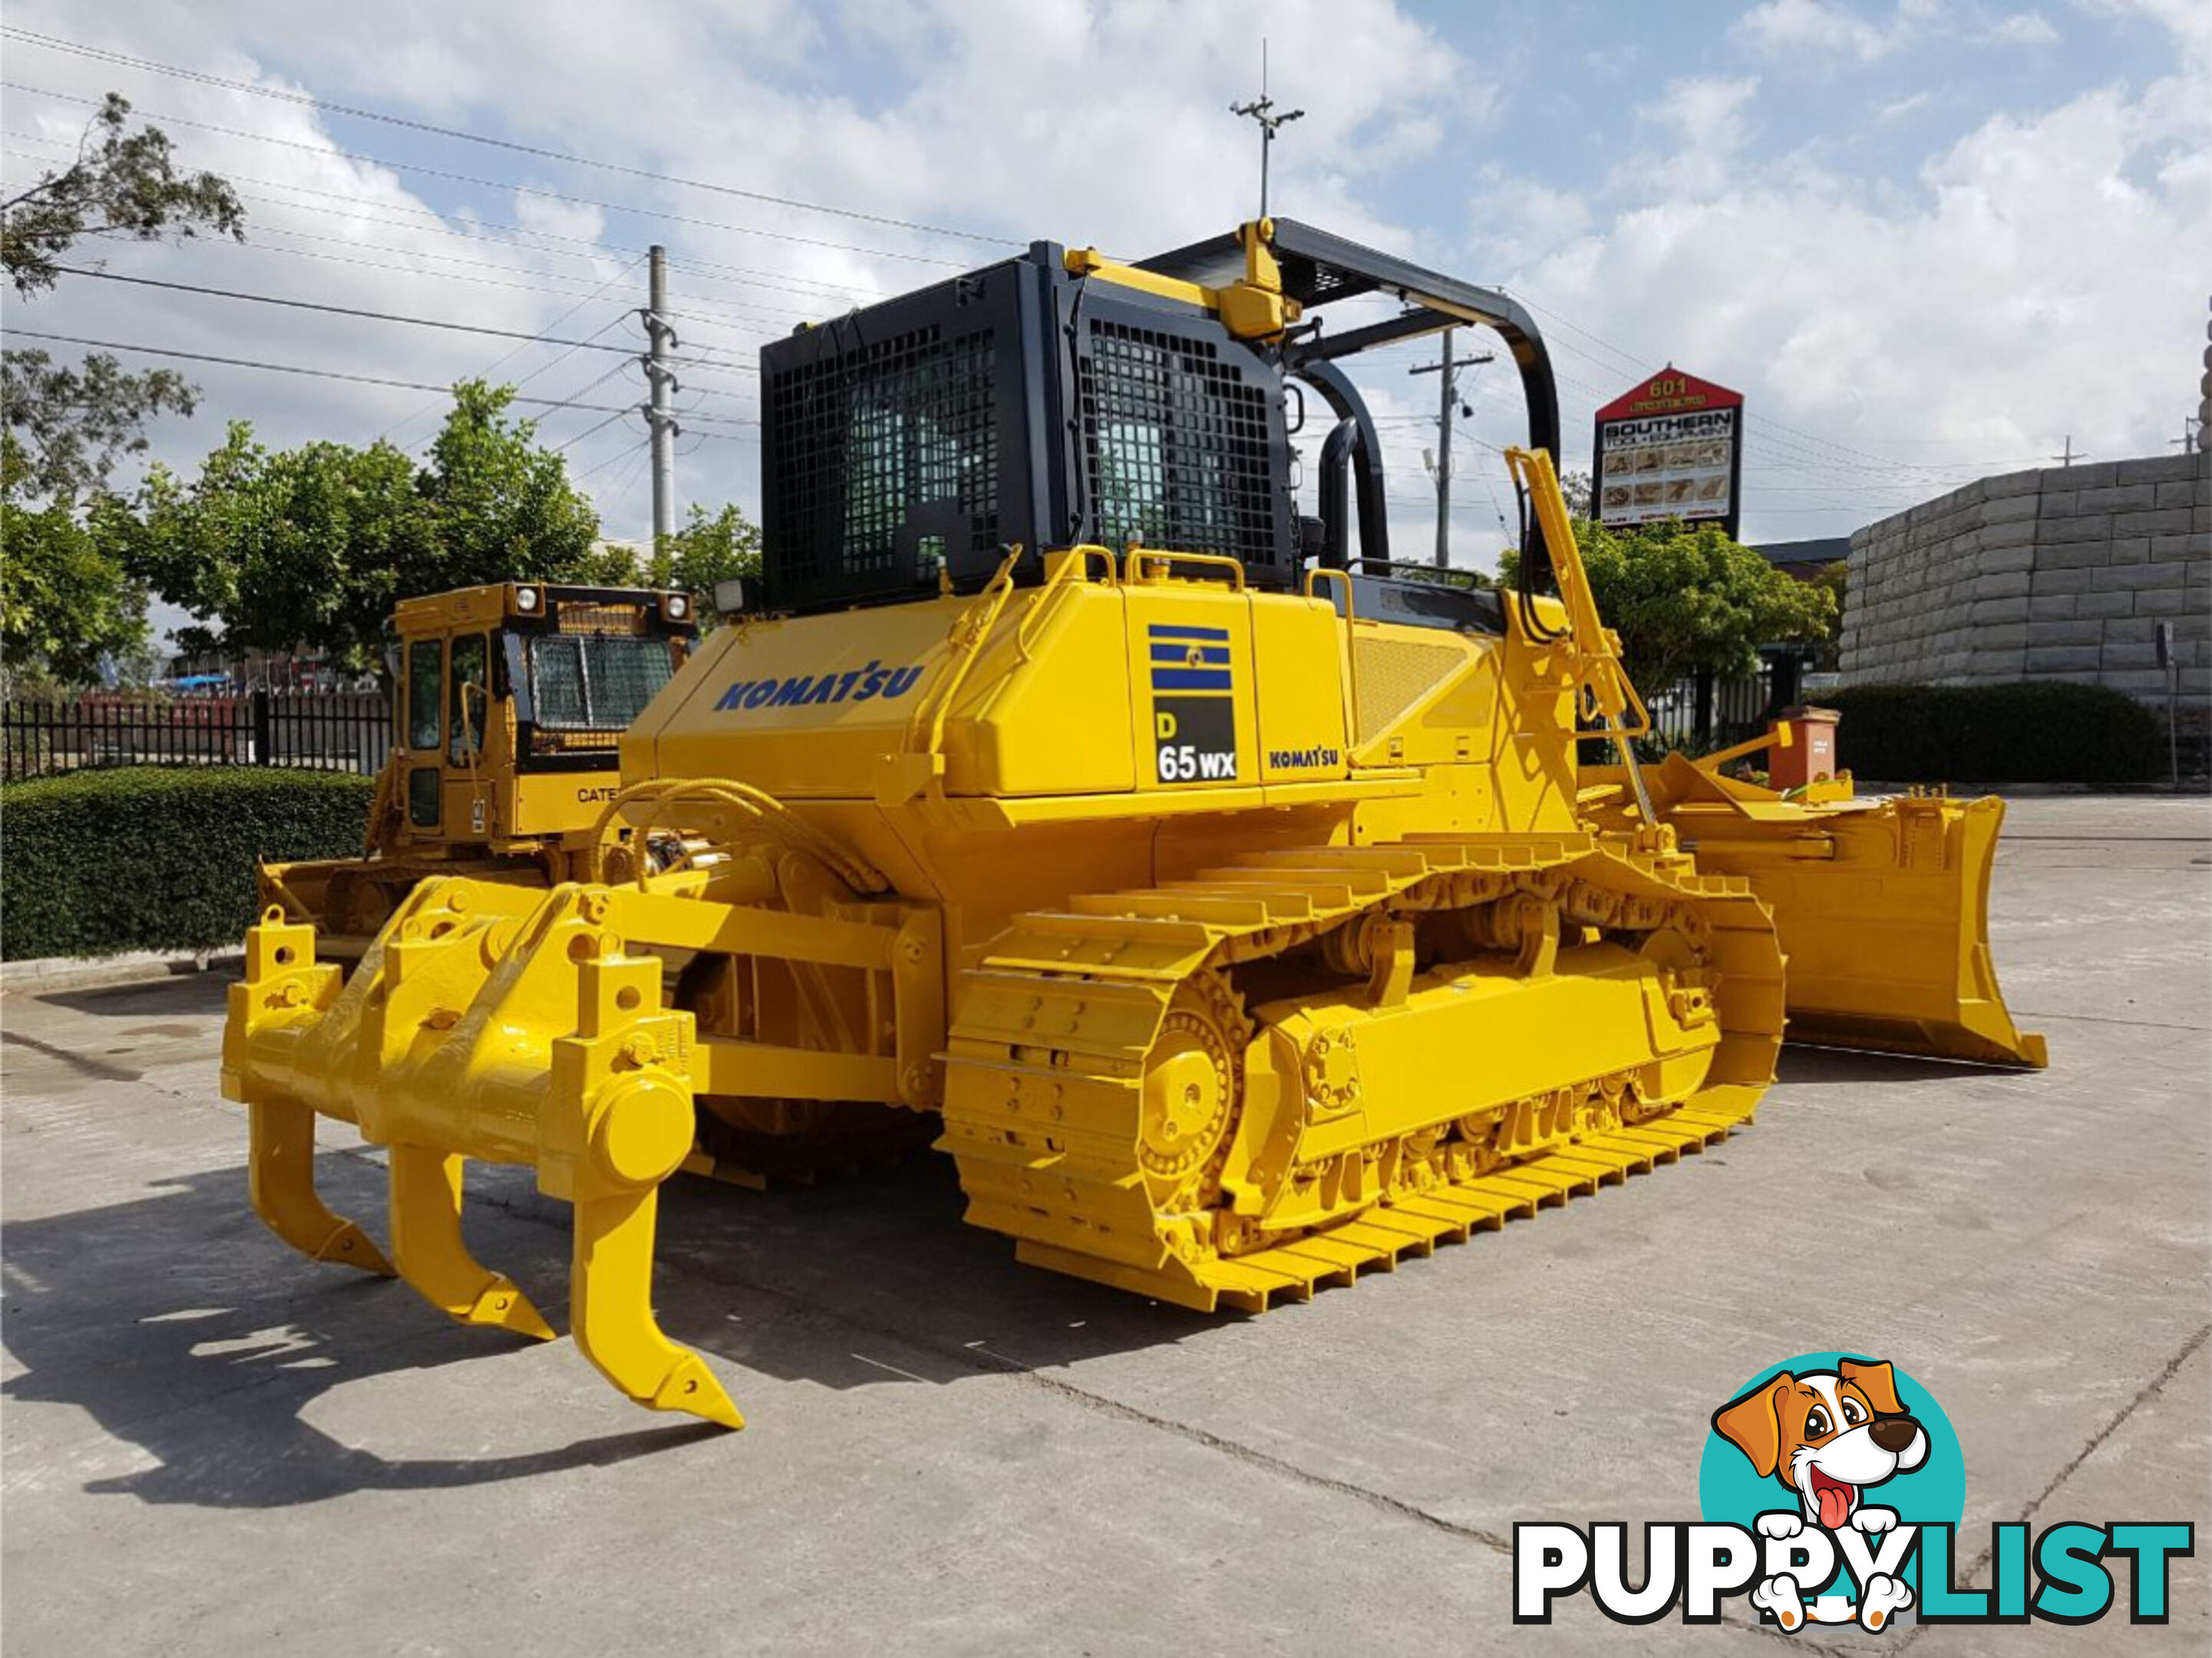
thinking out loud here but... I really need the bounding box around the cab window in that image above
[406,639,443,751]
[448,632,488,764]
[527,634,675,730]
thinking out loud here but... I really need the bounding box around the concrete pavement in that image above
[3,794,2207,1655]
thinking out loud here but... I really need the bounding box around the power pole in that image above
[1230,41,1303,220]
[1409,329,1494,568]
[2049,435,2086,467]
[643,245,678,547]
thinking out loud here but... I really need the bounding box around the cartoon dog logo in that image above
[1712,1357,1930,1631]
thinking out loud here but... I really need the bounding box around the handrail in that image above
[1302,566,1354,618]
[1016,544,1118,659]
[1049,543,1119,586]
[892,545,1025,798]
[1124,547,1246,590]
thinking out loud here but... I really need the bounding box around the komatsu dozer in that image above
[223,220,2042,1431]
[258,582,699,962]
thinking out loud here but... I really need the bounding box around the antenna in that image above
[1230,39,1304,220]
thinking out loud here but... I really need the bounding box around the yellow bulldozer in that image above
[258,580,699,962]
[223,219,2044,1432]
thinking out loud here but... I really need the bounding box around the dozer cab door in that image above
[394,627,499,844]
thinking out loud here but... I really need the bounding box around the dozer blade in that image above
[1629,756,2048,1069]
[223,887,743,1431]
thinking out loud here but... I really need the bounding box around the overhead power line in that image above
[46,264,639,352]
[1513,292,2042,478]
[381,255,646,446]
[2,27,1015,250]
[555,405,639,456]
[3,329,758,424]
[216,218,812,327]
[3,124,889,306]
[5,82,972,269]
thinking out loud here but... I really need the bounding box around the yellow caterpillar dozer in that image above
[258,581,700,963]
[223,220,2043,1431]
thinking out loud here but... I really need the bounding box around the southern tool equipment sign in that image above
[1592,367,1745,539]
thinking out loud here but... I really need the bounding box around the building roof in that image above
[1747,535,1850,570]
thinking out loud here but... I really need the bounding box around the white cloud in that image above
[1483,59,2210,546]
[1468,173,1593,267]
[1735,0,1909,61]
[1626,76,1761,198]
[1983,11,2060,43]
[3,0,1484,557]
[1742,2,2073,64]
[2076,0,2212,69]
[511,190,606,249]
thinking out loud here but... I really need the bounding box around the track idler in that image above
[221,882,741,1430]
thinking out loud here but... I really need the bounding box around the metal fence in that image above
[1,690,392,783]
[1644,665,1783,752]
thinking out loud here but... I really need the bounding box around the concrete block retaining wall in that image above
[1841,449,2211,714]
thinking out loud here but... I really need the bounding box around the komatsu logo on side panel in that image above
[1269,745,1342,771]
[715,660,925,713]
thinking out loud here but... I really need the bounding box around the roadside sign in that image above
[1592,366,1745,538]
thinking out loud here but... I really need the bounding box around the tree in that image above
[113,425,431,669]
[0,493,152,689]
[109,383,607,672]
[1,94,243,685]
[2,94,245,509]
[644,502,762,620]
[2,352,197,508]
[1811,557,1847,670]
[1501,516,1836,692]
[408,381,603,596]
[2,93,245,299]
[1559,469,1594,519]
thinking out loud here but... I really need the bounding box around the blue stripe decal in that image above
[1149,642,1231,665]
[1151,669,1234,692]
[1147,624,1232,642]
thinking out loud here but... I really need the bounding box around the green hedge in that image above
[1824,681,2164,784]
[2,766,374,961]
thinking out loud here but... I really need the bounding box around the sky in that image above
[3,0,2207,632]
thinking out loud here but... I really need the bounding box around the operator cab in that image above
[389,583,698,845]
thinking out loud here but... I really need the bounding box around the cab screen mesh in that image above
[765,324,999,609]
[529,636,672,730]
[1078,320,1275,563]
